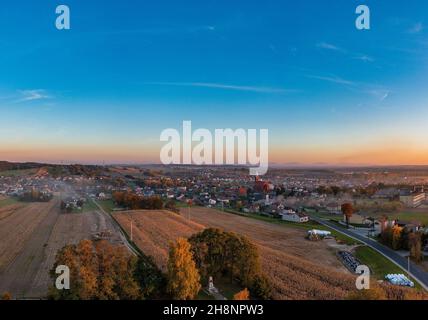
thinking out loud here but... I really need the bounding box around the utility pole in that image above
[187,199,193,221]
[408,255,410,278]
[130,220,133,242]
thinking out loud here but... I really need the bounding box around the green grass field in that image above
[355,246,423,290]
[355,246,403,278]
[96,199,116,213]
[74,200,99,213]
[388,211,428,226]
[354,246,422,290]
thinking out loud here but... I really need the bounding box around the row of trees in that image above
[49,240,164,300]
[19,189,53,202]
[48,164,105,178]
[113,191,163,210]
[380,226,425,262]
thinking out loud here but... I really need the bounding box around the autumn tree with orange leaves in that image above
[166,238,201,300]
[233,288,250,300]
[1,292,12,300]
[341,203,354,229]
[49,240,141,300]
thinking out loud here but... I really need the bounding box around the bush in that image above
[250,274,273,300]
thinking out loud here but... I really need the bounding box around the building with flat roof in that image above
[399,188,425,208]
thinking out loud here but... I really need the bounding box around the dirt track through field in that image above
[115,208,356,300]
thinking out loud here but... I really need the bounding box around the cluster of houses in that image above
[0,177,50,197]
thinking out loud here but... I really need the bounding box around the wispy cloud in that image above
[144,82,297,94]
[408,22,424,34]
[354,54,375,63]
[366,89,390,101]
[15,89,52,103]
[317,42,374,63]
[307,74,390,102]
[317,42,346,53]
[306,75,356,86]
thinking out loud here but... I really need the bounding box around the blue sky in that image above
[0,0,427,165]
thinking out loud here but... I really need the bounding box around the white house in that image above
[280,209,309,223]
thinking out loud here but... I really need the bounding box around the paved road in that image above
[309,215,428,291]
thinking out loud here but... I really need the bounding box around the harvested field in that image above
[0,201,58,271]
[115,210,204,270]
[0,200,124,298]
[0,200,60,299]
[0,204,24,221]
[29,209,124,297]
[115,208,356,300]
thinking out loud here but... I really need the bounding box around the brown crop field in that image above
[29,209,124,297]
[115,208,356,300]
[0,201,58,271]
[0,204,24,221]
[115,210,204,270]
[0,199,125,298]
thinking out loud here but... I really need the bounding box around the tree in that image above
[167,238,201,300]
[251,274,273,300]
[408,232,423,263]
[331,186,341,196]
[188,228,261,287]
[341,203,354,229]
[188,228,270,298]
[233,288,250,300]
[113,191,126,206]
[391,225,403,250]
[94,240,140,300]
[165,200,179,213]
[134,255,166,299]
[1,292,12,300]
[380,226,393,248]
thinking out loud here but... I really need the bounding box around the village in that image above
[2,165,428,250]
[1,164,428,298]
